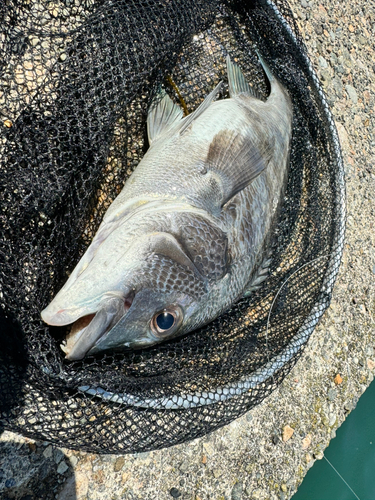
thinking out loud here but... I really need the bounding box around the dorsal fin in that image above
[226,55,262,100]
[147,90,183,145]
[179,81,223,135]
[254,49,275,84]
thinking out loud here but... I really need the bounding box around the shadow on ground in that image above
[0,435,76,500]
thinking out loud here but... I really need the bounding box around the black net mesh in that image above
[0,0,345,453]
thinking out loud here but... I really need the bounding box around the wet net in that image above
[0,0,345,453]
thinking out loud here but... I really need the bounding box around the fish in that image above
[41,53,293,361]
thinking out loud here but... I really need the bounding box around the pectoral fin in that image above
[206,128,274,206]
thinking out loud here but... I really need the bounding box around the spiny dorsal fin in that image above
[226,55,262,100]
[147,90,183,145]
[179,81,223,135]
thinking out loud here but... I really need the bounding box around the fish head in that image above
[87,286,200,355]
[41,231,207,360]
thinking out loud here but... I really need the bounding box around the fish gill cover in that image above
[0,0,345,453]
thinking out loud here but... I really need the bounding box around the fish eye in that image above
[156,312,175,330]
[150,306,183,338]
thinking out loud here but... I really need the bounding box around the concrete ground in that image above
[1,0,374,499]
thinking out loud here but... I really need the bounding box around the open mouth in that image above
[60,293,134,361]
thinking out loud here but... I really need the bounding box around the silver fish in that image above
[41,54,292,361]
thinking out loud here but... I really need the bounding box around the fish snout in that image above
[41,303,92,326]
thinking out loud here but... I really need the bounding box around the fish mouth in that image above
[61,293,133,361]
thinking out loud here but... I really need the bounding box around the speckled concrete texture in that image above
[1,1,374,499]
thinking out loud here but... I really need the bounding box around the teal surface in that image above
[292,379,375,500]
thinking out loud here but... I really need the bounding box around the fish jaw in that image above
[62,294,131,361]
[41,301,97,327]
[41,290,134,361]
